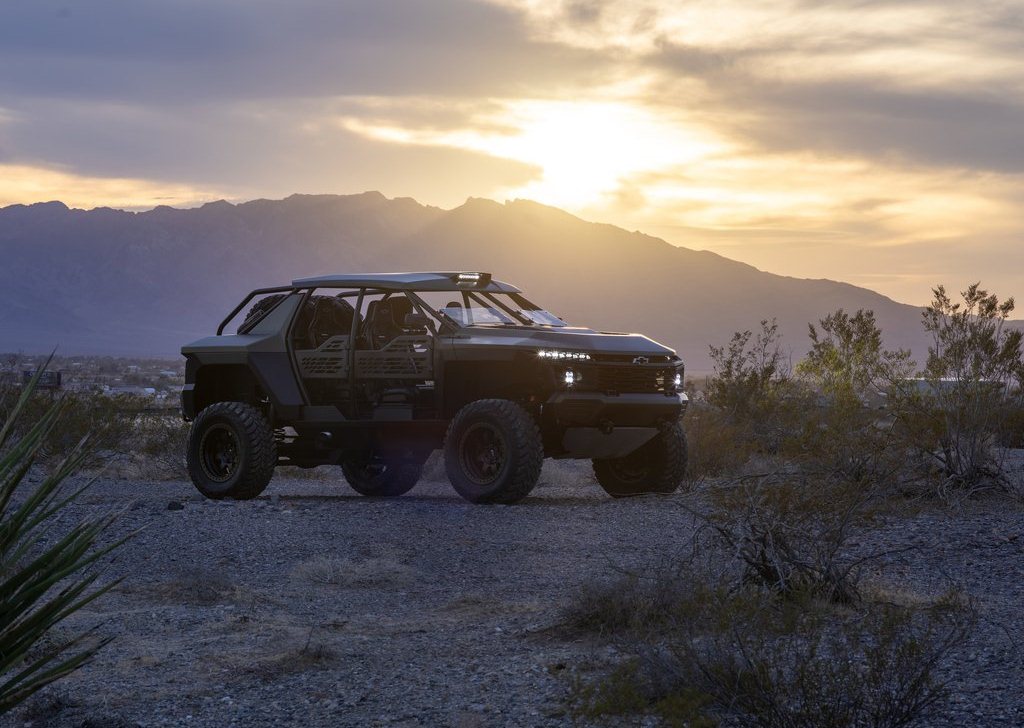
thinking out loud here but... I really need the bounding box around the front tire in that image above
[187,402,276,500]
[341,452,423,497]
[444,399,543,504]
[593,421,688,497]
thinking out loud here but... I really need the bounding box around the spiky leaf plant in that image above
[0,362,129,714]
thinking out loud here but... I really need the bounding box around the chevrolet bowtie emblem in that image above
[632,356,649,365]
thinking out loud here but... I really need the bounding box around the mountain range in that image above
[0,191,940,372]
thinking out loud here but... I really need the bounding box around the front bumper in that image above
[542,391,688,459]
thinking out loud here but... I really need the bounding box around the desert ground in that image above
[11,459,1024,728]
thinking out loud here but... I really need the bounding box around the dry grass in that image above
[240,631,338,679]
[129,569,242,606]
[291,555,414,587]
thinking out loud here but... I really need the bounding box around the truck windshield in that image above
[442,302,517,326]
[432,291,568,328]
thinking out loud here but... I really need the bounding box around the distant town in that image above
[0,353,184,404]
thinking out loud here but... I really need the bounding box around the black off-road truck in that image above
[181,272,688,503]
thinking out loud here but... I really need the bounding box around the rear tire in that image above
[187,402,276,500]
[444,399,543,504]
[341,452,423,497]
[593,421,687,497]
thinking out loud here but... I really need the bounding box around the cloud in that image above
[0,0,589,207]
[731,81,1024,173]
[493,0,1024,173]
[0,97,541,208]
[0,0,606,102]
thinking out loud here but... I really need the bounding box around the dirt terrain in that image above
[11,461,1024,728]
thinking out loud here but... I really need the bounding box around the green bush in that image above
[0,368,129,713]
[792,309,914,488]
[799,309,913,404]
[707,319,808,455]
[892,283,1024,496]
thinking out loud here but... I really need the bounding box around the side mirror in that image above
[404,312,429,329]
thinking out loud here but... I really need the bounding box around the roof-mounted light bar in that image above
[454,272,492,287]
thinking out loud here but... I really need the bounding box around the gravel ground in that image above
[9,459,1024,728]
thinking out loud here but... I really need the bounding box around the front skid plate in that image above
[561,427,658,459]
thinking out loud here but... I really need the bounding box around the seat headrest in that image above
[388,297,414,326]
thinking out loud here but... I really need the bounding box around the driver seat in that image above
[370,296,414,349]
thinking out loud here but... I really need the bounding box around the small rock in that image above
[166,501,185,511]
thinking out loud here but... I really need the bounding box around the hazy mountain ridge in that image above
[0,192,937,370]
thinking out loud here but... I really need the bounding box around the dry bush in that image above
[564,436,971,727]
[566,567,972,728]
[133,412,189,477]
[687,473,895,604]
[784,401,913,494]
[682,404,751,480]
[240,628,337,679]
[0,388,189,479]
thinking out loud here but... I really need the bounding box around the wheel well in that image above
[194,365,264,413]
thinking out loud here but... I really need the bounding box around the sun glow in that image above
[341,99,726,209]
[0,164,219,210]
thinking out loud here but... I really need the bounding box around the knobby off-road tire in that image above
[187,401,276,500]
[593,421,688,498]
[444,399,544,504]
[341,453,424,497]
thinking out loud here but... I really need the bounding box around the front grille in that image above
[589,364,669,393]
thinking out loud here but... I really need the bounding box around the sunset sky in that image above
[1,0,1021,305]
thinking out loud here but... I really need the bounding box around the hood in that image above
[450,325,677,358]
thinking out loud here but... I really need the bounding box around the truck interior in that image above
[284,290,434,417]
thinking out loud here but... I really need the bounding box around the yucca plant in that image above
[0,362,129,714]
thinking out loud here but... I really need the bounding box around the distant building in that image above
[22,370,62,390]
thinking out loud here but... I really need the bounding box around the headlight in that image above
[563,369,580,387]
[538,349,592,361]
[674,372,682,388]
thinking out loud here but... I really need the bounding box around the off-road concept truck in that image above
[181,272,688,503]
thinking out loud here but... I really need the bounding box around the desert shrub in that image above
[689,473,886,604]
[892,284,1024,496]
[0,368,128,714]
[682,404,751,480]
[0,389,185,478]
[792,309,914,488]
[799,309,913,403]
[567,567,971,728]
[707,319,808,454]
[133,411,189,478]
